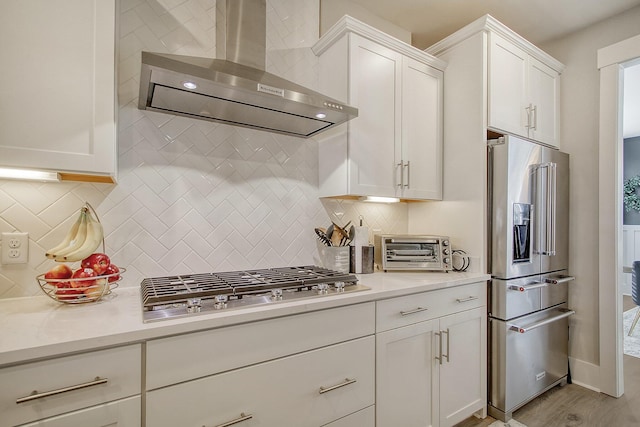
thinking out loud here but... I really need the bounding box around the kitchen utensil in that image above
[315,228,332,246]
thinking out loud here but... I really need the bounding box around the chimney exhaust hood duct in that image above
[138,0,357,138]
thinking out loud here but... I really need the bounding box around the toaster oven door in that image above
[384,241,443,270]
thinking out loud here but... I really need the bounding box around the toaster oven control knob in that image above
[317,283,329,295]
[443,248,450,255]
[442,240,450,246]
[214,295,228,310]
[443,257,451,265]
[334,281,346,292]
[186,298,202,313]
[271,288,283,300]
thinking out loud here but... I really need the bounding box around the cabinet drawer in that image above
[376,282,486,332]
[0,344,141,427]
[146,336,375,427]
[322,406,375,427]
[19,396,140,427]
[147,302,375,390]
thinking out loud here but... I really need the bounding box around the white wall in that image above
[624,63,640,139]
[0,0,408,298]
[320,0,411,43]
[539,5,640,380]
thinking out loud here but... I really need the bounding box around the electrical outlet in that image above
[1,232,29,264]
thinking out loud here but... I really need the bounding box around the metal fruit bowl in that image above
[36,268,125,304]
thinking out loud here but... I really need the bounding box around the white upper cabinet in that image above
[428,15,564,149]
[313,16,445,201]
[488,32,561,147]
[0,0,117,182]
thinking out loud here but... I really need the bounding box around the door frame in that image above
[598,33,640,397]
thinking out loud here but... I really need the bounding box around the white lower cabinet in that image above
[146,336,375,427]
[0,345,141,427]
[375,283,487,427]
[377,318,440,427]
[18,396,140,427]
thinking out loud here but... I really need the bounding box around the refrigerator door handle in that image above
[509,309,575,334]
[536,162,557,256]
[509,282,549,292]
[545,275,575,285]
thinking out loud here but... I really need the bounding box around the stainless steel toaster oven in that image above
[374,235,452,271]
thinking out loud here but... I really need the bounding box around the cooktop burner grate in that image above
[140,265,365,321]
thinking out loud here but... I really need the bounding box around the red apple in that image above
[81,253,111,275]
[103,264,120,282]
[55,282,82,300]
[71,267,97,289]
[44,264,73,284]
[84,278,107,298]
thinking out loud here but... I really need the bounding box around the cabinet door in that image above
[19,396,140,427]
[401,57,443,200]
[376,319,439,427]
[0,0,116,179]
[528,57,560,147]
[348,35,402,197]
[438,307,487,427]
[488,33,528,138]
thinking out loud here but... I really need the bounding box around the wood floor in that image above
[455,304,640,427]
[455,355,640,427]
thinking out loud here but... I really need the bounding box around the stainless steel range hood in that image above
[138,0,357,138]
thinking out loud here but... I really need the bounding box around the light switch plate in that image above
[1,232,29,264]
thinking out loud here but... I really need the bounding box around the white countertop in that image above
[0,271,489,367]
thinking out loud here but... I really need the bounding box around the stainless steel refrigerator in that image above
[487,134,575,421]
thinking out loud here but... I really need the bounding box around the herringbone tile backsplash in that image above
[0,0,408,298]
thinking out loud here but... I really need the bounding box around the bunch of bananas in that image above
[45,206,104,262]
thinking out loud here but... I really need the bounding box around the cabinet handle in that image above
[531,105,538,130]
[456,296,478,303]
[435,331,443,365]
[318,378,357,394]
[400,307,428,316]
[397,162,404,188]
[442,328,450,363]
[213,413,253,427]
[404,161,410,188]
[16,377,108,404]
[525,104,532,129]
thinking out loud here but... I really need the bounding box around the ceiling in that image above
[347,0,640,49]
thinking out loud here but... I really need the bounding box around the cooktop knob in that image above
[334,282,346,292]
[186,298,202,313]
[271,289,283,300]
[317,283,329,295]
[214,295,228,310]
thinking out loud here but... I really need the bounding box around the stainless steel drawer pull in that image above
[400,307,428,316]
[16,377,108,404]
[318,378,356,394]
[509,282,548,292]
[545,276,576,285]
[509,309,576,334]
[456,296,478,303]
[213,413,253,427]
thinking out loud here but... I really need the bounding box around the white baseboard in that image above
[569,357,601,392]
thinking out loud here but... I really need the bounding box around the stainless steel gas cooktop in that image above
[140,265,369,322]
